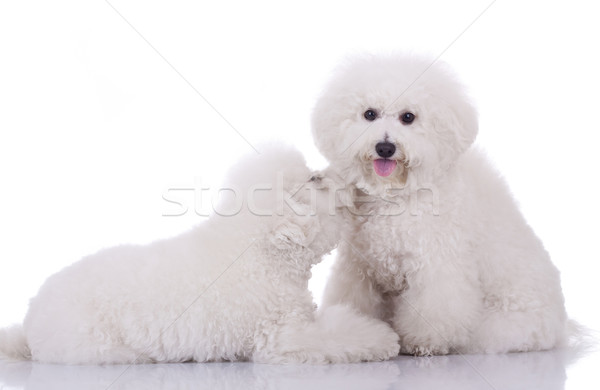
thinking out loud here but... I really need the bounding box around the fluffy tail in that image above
[561,319,599,367]
[0,324,31,361]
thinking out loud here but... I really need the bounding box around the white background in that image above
[0,1,599,385]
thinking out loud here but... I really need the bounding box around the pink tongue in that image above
[373,159,397,177]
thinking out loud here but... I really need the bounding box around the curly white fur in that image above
[0,145,399,364]
[314,54,568,355]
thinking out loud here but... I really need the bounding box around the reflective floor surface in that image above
[1,347,598,390]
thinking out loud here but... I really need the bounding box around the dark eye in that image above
[363,109,378,121]
[400,112,415,124]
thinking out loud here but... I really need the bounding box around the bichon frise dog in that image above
[0,145,399,364]
[312,54,568,355]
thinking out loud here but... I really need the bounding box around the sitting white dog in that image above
[313,54,568,355]
[0,145,399,364]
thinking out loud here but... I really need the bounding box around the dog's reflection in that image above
[0,347,584,390]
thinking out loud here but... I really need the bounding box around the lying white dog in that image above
[313,54,569,355]
[0,145,399,364]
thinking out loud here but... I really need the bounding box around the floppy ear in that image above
[429,95,479,164]
[451,96,479,154]
[311,97,342,163]
[421,59,479,160]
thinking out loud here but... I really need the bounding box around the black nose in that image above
[375,142,396,158]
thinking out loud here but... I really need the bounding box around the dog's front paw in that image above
[400,340,450,356]
[309,169,345,190]
[270,216,320,249]
[316,305,400,363]
[271,221,307,249]
[347,322,400,362]
[370,330,402,361]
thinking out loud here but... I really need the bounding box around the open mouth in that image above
[373,159,398,177]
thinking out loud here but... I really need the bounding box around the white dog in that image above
[312,54,568,355]
[0,145,399,364]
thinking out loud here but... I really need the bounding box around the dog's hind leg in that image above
[468,300,568,354]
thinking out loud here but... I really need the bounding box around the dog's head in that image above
[311,54,478,195]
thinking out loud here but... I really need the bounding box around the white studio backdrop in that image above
[0,0,599,337]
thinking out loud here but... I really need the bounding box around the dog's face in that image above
[311,55,478,195]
